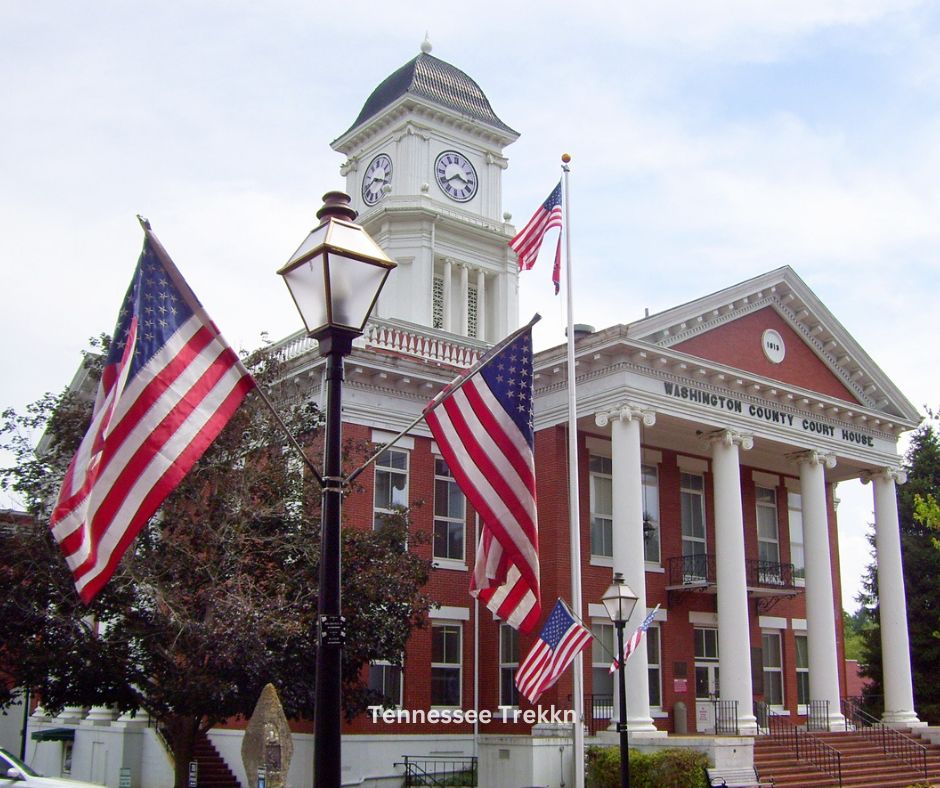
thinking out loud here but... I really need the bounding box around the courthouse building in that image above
[27,42,923,788]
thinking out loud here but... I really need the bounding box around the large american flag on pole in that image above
[50,222,255,603]
[609,605,661,673]
[509,181,563,294]
[515,599,592,705]
[423,318,541,632]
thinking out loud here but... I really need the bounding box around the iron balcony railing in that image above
[755,700,843,787]
[667,554,797,591]
[841,697,927,783]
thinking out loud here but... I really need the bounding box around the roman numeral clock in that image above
[362,153,393,206]
[434,150,478,202]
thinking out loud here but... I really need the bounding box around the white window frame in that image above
[591,621,615,700]
[590,455,613,560]
[499,623,520,707]
[681,472,707,580]
[643,463,661,564]
[368,659,403,708]
[795,633,810,711]
[762,630,785,708]
[788,491,805,584]
[647,624,662,709]
[374,447,409,530]
[756,486,782,584]
[433,457,466,567]
[431,622,462,708]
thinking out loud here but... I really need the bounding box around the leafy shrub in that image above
[586,746,709,788]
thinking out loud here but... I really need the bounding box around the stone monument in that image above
[241,683,293,788]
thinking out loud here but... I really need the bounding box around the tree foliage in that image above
[858,408,940,722]
[0,339,433,787]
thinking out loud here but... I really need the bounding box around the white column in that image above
[708,429,758,734]
[476,268,486,341]
[459,263,469,336]
[864,467,922,727]
[794,450,846,731]
[596,405,657,733]
[443,258,453,333]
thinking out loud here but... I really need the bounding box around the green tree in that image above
[0,340,432,788]
[842,609,866,661]
[858,409,940,722]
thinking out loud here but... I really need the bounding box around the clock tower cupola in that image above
[331,39,520,342]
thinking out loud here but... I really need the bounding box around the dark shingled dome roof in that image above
[346,53,516,136]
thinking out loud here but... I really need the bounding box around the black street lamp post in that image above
[601,572,639,788]
[278,191,396,788]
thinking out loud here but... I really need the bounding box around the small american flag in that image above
[509,182,563,294]
[50,224,255,603]
[610,605,661,673]
[516,599,592,705]
[424,319,541,632]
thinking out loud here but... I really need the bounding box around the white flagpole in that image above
[561,153,586,788]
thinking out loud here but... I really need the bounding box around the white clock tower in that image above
[331,39,521,343]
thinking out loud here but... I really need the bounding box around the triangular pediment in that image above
[627,266,919,422]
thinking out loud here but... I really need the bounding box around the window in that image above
[431,623,462,706]
[788,491,805,580]
[499,624,520,706]
[374,448,408,529]
[591,622,614,697]
[647,624,662,708]
[694,627,719,700]
[590,456,613,558]
[681,473,707,580]
[795,634,810,707]
[762,631,784,706]
[369,661,403,707]
[433,459,465,562]
[642,464,660,563]
[756,486,782,584]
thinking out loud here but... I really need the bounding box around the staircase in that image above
[754,729,940,787]
[193,731,241,788]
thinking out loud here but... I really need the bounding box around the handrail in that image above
[755,700,843,787]
[396,754,478,787]
[841,697,927,782]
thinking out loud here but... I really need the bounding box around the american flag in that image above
[424,319,541,632]
[516,599,592,705]
[509,182,563,294]
[50,225,255,603]
[609,605,661,673]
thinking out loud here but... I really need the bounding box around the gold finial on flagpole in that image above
[561,153,571,163]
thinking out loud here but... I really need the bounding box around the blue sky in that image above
[2,0,939,609]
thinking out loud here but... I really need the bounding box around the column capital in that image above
[860,466,907,486]
[703,428,753,451]
[788,449,837,470]
[595,403,656,429]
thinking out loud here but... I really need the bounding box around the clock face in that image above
[434,150,478,202]
[362,153,392,206]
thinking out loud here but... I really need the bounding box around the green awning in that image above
[31,727,75,742]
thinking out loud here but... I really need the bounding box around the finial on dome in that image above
[420,33,432,54]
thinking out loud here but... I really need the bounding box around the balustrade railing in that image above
[265,318,488,370]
